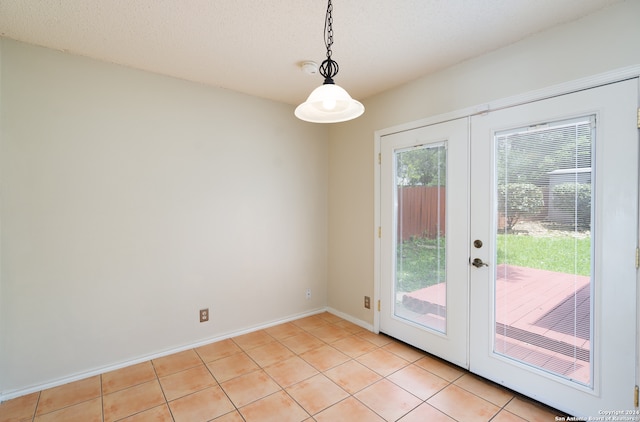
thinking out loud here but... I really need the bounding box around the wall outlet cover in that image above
[199,308,209,322]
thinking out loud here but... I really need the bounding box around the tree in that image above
[396,144,446,187]
[496,122,591,187]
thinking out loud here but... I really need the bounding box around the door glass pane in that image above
[394,142,447,333]
[494,117,593,386]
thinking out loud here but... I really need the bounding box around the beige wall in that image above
[327,0,640,324]
[0,39,329,396]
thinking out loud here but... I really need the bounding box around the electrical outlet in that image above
[199,308,209,323]
[364,296,371,309]
[306,288,312,300]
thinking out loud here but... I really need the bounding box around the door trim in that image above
[374,64,640,337]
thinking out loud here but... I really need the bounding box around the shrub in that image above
[551,183,591,229]
[497,183,544,231]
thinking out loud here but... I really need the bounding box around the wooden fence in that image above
[397,186,446,241]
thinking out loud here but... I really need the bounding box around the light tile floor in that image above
[0,312,566,422]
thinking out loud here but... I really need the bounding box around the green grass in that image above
[396,233,591,292]
[497,234,591,276]
[396,236,446,292]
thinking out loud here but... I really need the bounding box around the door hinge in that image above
[377,300,381,312]
[636,247,639,269]
[634,385,638,408]
[378,226,381,238]
[378,152,381,165]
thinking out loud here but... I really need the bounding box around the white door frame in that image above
[373,64,640,398]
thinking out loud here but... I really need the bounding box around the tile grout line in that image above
[26,380,104,422]
[229,330,316,418]
[234,319,358,418]
[150,357,175,422]
[200,341,247,421]
[327,318,427,420]
[31,391,41,422]
[233,329,529,422]
[488,395,517,422]
[288,319,368,419]
[281,318,410,420]
[27,391,40,422]
[99,374,104,422]
[310,319,469,421]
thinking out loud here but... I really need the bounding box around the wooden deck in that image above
[401,264,591,384]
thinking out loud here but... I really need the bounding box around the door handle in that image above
[471,258,488,268]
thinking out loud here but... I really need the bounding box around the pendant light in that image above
[295,0,364,123]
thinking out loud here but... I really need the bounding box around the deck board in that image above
[400,264,591,384]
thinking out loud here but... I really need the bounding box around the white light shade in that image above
[295,83,364,123]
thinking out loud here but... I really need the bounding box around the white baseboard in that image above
[325,307,374,332]
[0,307,328,403]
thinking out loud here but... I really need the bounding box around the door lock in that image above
[471,258,488,268]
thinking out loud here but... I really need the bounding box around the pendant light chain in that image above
[319,0,339,84]
[325,0,333,60]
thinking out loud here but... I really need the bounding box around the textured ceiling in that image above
[0,0,625,105]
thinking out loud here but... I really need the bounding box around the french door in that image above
[380,118,469,367]
[469,79,638,416]
[379,78,638,416]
